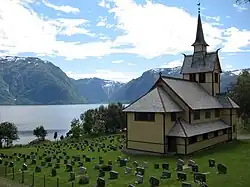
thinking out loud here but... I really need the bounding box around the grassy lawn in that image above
[0,136,249,187]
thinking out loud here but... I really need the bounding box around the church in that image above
[122,11,239,155]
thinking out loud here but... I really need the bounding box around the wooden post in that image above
[32,172,35,187]
[72,181,74,187]
[4,165,7,177]
[57,177,59,187]
[12,167,14,180]
[44,174,46,187]
[21,170,24,183]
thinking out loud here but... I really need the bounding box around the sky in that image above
[0,0,249,83]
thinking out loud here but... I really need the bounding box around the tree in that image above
[230,70,250,128]
[0,122,19,148]
[70,118,82,139]
[33,126,47,141]
[53,132,58,141]
[60,135,64,140]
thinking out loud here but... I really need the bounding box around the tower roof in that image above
[192,13,209,47]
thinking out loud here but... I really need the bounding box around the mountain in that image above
[74,78,125,103]
[0,55,245,105]
[0,56,84,105]
[110,67,247,103]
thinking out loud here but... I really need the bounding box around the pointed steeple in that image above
[192,2,208,54]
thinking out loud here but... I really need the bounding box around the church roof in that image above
[216,93,240,108]
[192,13,209,47]
[162,76,222,110]
[168,119,230,137]
[123,86,183,113]
[180,51,221,74]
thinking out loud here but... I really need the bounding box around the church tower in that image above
[180,4,222,97]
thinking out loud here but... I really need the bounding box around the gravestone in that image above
[22,163,28,171]
[99,159,104,165]
[69,172,75,181]
[125,167,131,174]
[41,161,46,166]
[128,184,135,187]
[55,163,60,169]
[217,164,227,174]
[85,157,91,162]
[149,176,160,187]
[99,169,105,177]
[162,163,169,170]
[47,162,53,167]
[78,175,90,185]
[188,160,195,167]
[209,159,216,167]
[177,172,187,181]
[143,162,148,168]
[192,164,199,173]
[136,167,145,176]
[194,172,206,183]
[135,175,143,184]
[35,166,41,173]
[120,159,127,167]
[97,177,105,187]
[79,166,86,174]
[176,164,183,171]
[9,162,14,168]
[108,160,112,165]
[161,171,171,179]
[66,164,73,172]
[109,171,118,180]
[178,159,184,166]
[154,163,159,169]
[133,161,139,167]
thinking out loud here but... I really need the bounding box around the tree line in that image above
[67,103,126,139]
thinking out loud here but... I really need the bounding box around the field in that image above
[0,135,249,187]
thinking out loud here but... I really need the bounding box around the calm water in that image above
[0,104,110,145]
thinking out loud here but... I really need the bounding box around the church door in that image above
[168,137,177,153]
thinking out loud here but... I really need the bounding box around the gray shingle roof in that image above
[162,77,222,110]
[123,86,183,113]
[216,94,240,108]
[168,119,230,137]
[180,52,220,74]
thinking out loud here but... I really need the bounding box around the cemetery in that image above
[0,135,249,187]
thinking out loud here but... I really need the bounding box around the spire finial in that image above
[197,0,201,15]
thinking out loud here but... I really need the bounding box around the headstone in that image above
[217,164,227,174]
[177,172,187,181]
[125,167,131,174]
[149,176,160,187]
[119,159,127,167]
[128,184,135,187]
[41,161,46,166]
[143,162,148,168]
[99,169,105,177]
[177,159,184,166]
[109,171,118,180]
[79,166,86,174]
[133,161,138,167]
[66,164,73,172]
[85,157,91,162]
[99,159,104,165]
[136,167,145,176]
[192,164,199,173]
[97,177,105,187]
[55,163,60,169]
[9,162,14,168]
[161,171,171,179]
[209,159,215,167]
[176,163,183,171]
[182,182,192,187]
[22,163,28,170]
[194,172,206,183]
[162,163,169,170]
[135,175,143,184]
[47,162,53,167]
[108,160,112,165]
[188,160,195,167]
[78,175,90,185]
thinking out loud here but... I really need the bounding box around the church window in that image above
[199,73,206,83]
[214,73,219,83]
[171,113,177,121]
[193,110,200,120]
[189,136,197,144]
[189,74,196,81]
[203,133,208,140]
[215,109,220,117]
[134,112,155,122]
[233,125,236,132]
[205,110,211,119]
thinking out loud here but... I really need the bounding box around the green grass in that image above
[0,136,249,187]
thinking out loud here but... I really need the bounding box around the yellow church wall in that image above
[213,59,221,95]
[126,112,164,153]
[199,73,213,96]
[164,112,182,135]
[187,134,228,154]
[158,81,190,122]
[191,109,220,124]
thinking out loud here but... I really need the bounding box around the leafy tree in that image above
[70,118,82,139]
[66,130,72,137]
[53,132,58,141]
[80,109,95,133]
[33,126,47,141]
[0,122,19,148]
[60,135,64,140]
[230,70,250,128]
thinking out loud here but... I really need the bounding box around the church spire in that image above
[192,1,209,53]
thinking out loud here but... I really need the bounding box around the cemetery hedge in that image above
[0,135,249,187]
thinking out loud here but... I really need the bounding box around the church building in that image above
[122,11,239,155]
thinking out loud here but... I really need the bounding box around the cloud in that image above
[42,0,80,14]
[98,0,111,9]
[160,59,183,68]
[112,60,124,63]
[233,3,248,12]
[222,27,250,52]
[223,64,236,71]
[66,69,139,82]
[96,16,107,27]
[127,62,135,66]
